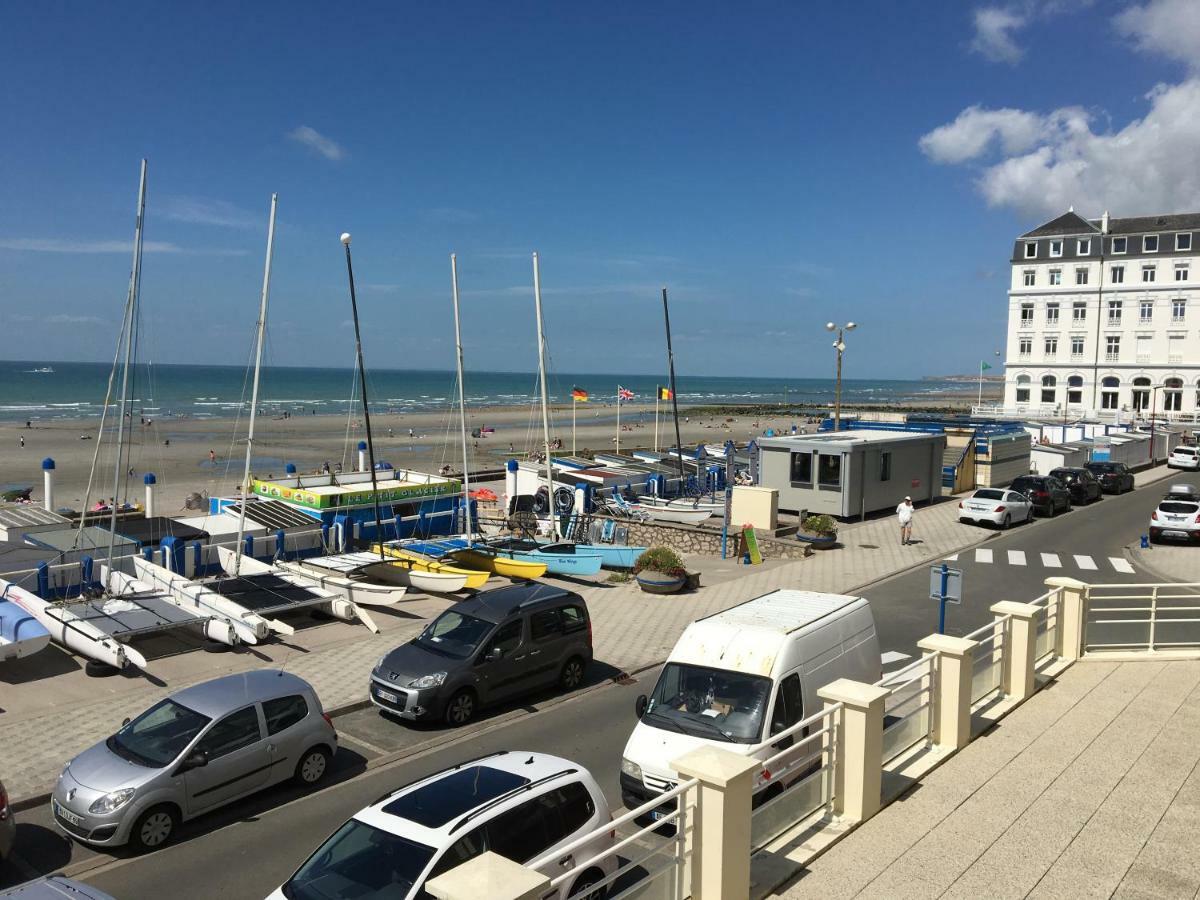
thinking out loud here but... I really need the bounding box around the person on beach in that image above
[897,496,914,545]
[208,449,216,464]
[19,435,24,448]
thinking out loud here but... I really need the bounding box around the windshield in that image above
[644,663,771,744]
[1159,502,1199,514]
[107,699,211,768]
[415,610,494,660]
[1051,471,1078,482]
[972,489,1004,500]
[1088,463,1115,473]
[283,819,436,900]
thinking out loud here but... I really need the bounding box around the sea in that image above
[0,361,979,423]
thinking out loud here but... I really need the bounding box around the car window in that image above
[263,695,308,736]
[285,820,436,900]
[109,699,212,768]
[195,706,261,760]
[482,620,522,658]
[485,795,553,863]
[560,604,587,634]
[419,825,490,896]
[973,489,1004,500]
[769,673,803,737]
[530,609,562,642]
[1005,492,1023,503]
[1160,502,1199,514]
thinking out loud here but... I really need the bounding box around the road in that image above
[2,471,1192,897]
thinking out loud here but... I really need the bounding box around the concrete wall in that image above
[613,517,811,561]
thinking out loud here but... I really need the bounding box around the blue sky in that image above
[2,1,1197,378]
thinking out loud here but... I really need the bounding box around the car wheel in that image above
[294,746,331,786]
[1001,514,1011,530]
[570,869,608,900]
[444,689,476,727]
[130,804,179,853]
[559,656,587,691]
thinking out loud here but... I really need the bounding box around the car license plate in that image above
[53,799,84,827]
[1166,530,1189,539]
[650,809,667,821]
[375,688,399,704]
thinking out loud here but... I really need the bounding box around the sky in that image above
[2,0,1199,379]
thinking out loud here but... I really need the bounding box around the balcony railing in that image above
[1169,355,1184,364]
[1105,352,1120,361]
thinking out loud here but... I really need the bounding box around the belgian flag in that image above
[658,386,673,400]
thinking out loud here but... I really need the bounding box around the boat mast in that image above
[340,234,387,559]
[450,254,473,536]
[532,253,559,540]
[661,287,686,484]
[233,193,279,576]
[105,159,147,592]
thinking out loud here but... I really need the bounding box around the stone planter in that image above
[636,572,687,594]
[796,531,838,550]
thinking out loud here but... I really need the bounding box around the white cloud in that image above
[0,238,246,255]
[1115,0,1200,66]
[918,105,1047,164]
[162,196,259,229]
[287,125,344,161]
[970,7,1027,63]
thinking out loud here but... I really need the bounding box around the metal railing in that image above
[748,702,841,852]
[1029,586,1062,663]
[876,655,935,764]
[532,777,697,900]
[1084,583,1200,652]
[967,617,1008,705]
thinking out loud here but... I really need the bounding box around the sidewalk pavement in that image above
[0,467,1177,805]
[778,658,1200,900]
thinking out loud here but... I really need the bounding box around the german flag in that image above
[658,386,673,400]
[571,387,589,402]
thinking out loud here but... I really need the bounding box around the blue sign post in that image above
[930,563,963,634]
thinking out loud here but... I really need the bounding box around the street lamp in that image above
[978,349,1001,409]
[826,321,857,431]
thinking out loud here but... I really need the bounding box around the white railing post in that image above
[672,747,758,900]
[916,634,976,752]
[816,678,890,824]
[991,601,1039,701]
[425,852,550,900]
[1045,577,1087,660]
[1149,585,1159,651]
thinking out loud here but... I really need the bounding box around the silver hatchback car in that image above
[51,670,337,851]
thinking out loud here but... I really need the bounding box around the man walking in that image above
[897,495,914,545]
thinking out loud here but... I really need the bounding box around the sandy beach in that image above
[0,388,1000,513]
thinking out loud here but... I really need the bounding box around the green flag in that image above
[981,361,992,371]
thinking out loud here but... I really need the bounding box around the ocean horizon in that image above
[0,360,984,423]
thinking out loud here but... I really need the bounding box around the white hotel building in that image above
[1002,210,1200,419]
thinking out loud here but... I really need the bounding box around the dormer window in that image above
[1178,233,1193,252]
[1112,237,1127,254]
[1024,242,1037,259]
[1077,239,1091,256]
[1144,235,1159,253]
[1049,240,1063,258]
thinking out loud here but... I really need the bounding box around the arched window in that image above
[1165,377,1184,412]
[1015,374,1031,403]
[1067,375,1083,405]
[1132,376,1151,412]
[1101,376,1120,410]
[1041,374,1056,403]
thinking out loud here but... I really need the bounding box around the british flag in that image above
[617,386,634,401]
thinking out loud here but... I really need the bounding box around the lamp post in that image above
[978,349,1000,409]
[1150,384,1162,463]
[826,321,856,431]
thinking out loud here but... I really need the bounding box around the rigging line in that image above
[341,354,359,473]
[221,327,259,493]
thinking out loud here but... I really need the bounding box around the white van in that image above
[620,589,880,815]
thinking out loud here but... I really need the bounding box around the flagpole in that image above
[572,395,576,455]
[654,388,660,452]
[977,360,984,409]
[616,387,621,454]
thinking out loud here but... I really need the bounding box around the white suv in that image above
[269,751,615,900]
[1169,446,1200,470]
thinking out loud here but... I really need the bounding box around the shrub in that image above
[634,546,687,577]
[802,514,838,536]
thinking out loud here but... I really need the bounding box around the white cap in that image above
[905,495,911,501]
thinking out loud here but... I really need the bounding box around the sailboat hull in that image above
[0,599,51,661]
[277,560,408,606]
[374,544,491,589]
[635,505,713,525]
[540,541,646,570]
[1,579,144,670]
[481,541,601,577]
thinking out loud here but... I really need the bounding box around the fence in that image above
[877,655,935,764]
[1029,586,1062,663]
[966,617,1006,706]
[1084,582,1200,652]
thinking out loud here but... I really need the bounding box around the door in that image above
[473,619,528,703]
[261,693,311,785]
[183,705,271,815]
[528,607,566,687]
[767,673,804,750]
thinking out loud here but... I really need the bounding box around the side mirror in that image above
[635,695,648,718]
[121,717,131,727]
[487,646,503,661]
[180,750,208,772]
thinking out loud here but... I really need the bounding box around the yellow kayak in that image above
[372,544,491,589]
[449,548,548,580]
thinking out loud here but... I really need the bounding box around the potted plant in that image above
[634,546,688,594]
[797,514,838,549]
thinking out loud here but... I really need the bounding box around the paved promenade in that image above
[780,659,1200,899]
[0,465,1175,805]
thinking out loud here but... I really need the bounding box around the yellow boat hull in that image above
[449,549,547,580]
[372,545,491,589]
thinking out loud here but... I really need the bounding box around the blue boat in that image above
[538,540,645,570]
[483,538,604,577]
[0,598,52,661]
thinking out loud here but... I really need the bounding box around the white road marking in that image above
[1007,550,1027,566]
[1074,554,1098,571]
[1041,553,1062,568]
[881,651,912,666]
[943,554,959,561]
[1110,557,1135,574]
[975,548,993,564]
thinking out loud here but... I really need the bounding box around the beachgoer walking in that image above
[409,428,414,439]
[897,496,914,545]
[19,436,24,448]
[208,449,216,464]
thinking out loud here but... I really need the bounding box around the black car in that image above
[1049,467,1103,505]
[369,582,593,727]
[1010,474,1072,516]
[1085,461,1135,494]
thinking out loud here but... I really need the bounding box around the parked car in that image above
[957,488,1033,529]
[1165,483,1200,502]
[622,589,879,819]
[0,878,115,899]
[370,583,593,727]
[51,670,336,851]
[1049,467,1103,505]
[1085,461,1135,494]
[0,778,13,864]
[1169,445,1200,470]
[1009,475,1072,517]
[269,751,615,900]
[1150,498,1200,543]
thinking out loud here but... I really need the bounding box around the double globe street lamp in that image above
[826,321,856,431]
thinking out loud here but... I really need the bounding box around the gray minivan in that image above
[51,670,336,852]
[370,583,593,726]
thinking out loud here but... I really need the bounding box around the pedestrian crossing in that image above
[943,549,1137,575]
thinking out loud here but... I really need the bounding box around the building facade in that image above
[1003,210,1200,418]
